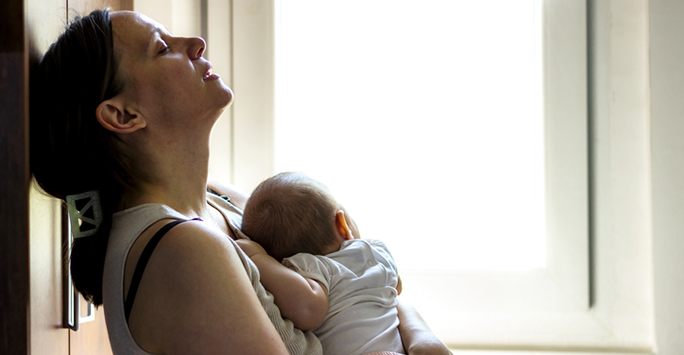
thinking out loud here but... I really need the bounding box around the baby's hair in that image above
[242,172,340,261]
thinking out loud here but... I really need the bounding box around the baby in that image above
[238,172,404,355]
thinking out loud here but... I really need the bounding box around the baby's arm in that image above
[236,239,329,331]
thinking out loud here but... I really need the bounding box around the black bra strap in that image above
[124,218,199,322]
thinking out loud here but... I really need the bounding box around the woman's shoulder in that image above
[126,219,282,353]
[125,218,245,310]
[132,219,248,301]
[146,219,236,257]
[128,219,249,297]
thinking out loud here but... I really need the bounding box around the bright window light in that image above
[274,0,545,271]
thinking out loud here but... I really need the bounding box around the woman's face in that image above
[110,11,233,131]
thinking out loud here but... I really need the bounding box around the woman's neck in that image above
[128,175,209,218]
[121,136,213,219]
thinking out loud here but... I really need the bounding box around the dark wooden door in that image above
[1,0,33,353]
[2,0,130,354]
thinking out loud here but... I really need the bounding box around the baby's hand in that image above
[236,239,268,258]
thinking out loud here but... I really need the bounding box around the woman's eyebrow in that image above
[146,29,166,55]
[156,24,171,36]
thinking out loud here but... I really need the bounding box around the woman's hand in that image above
[396,298,453,355]
[207,180,250,209]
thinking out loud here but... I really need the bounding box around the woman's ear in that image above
[96,97,146,133]
[335,210,354,241]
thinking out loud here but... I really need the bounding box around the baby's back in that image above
[283,239,404,355]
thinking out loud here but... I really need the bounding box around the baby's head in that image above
[242,172,355,261]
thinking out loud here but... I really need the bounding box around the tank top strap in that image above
[124,218,201,322]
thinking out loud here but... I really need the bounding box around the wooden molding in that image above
[0,1,30,355]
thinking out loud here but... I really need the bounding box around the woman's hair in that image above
[30,9,133,306]
[242,172,340,262]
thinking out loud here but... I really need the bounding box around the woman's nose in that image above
[188,37,206,59]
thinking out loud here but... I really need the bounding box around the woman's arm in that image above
[396,298,453,355]
[207,180,250,209]
[127,221,289,355]
[236,239,329,331]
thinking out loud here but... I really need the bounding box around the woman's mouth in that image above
[204,66,220,81]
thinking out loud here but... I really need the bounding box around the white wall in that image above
[133,0,202,37]
[649,1,684,354]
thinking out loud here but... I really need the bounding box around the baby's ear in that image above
[335,210,354,241]
[96,97,146,133]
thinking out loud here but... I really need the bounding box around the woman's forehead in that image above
[111,11,165,54]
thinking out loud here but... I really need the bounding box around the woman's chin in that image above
[212,91,234,120]
[217,82,234,108]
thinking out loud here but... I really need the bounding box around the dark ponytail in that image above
[30,9,133,306]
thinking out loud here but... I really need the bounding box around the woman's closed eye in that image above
[158,42,170,55]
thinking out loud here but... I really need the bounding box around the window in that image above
[273,0,546,272]
[207,0,654,352]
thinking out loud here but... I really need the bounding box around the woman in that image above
[30,9,450,355]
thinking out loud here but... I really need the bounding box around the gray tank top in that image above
[102,193,322,355]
